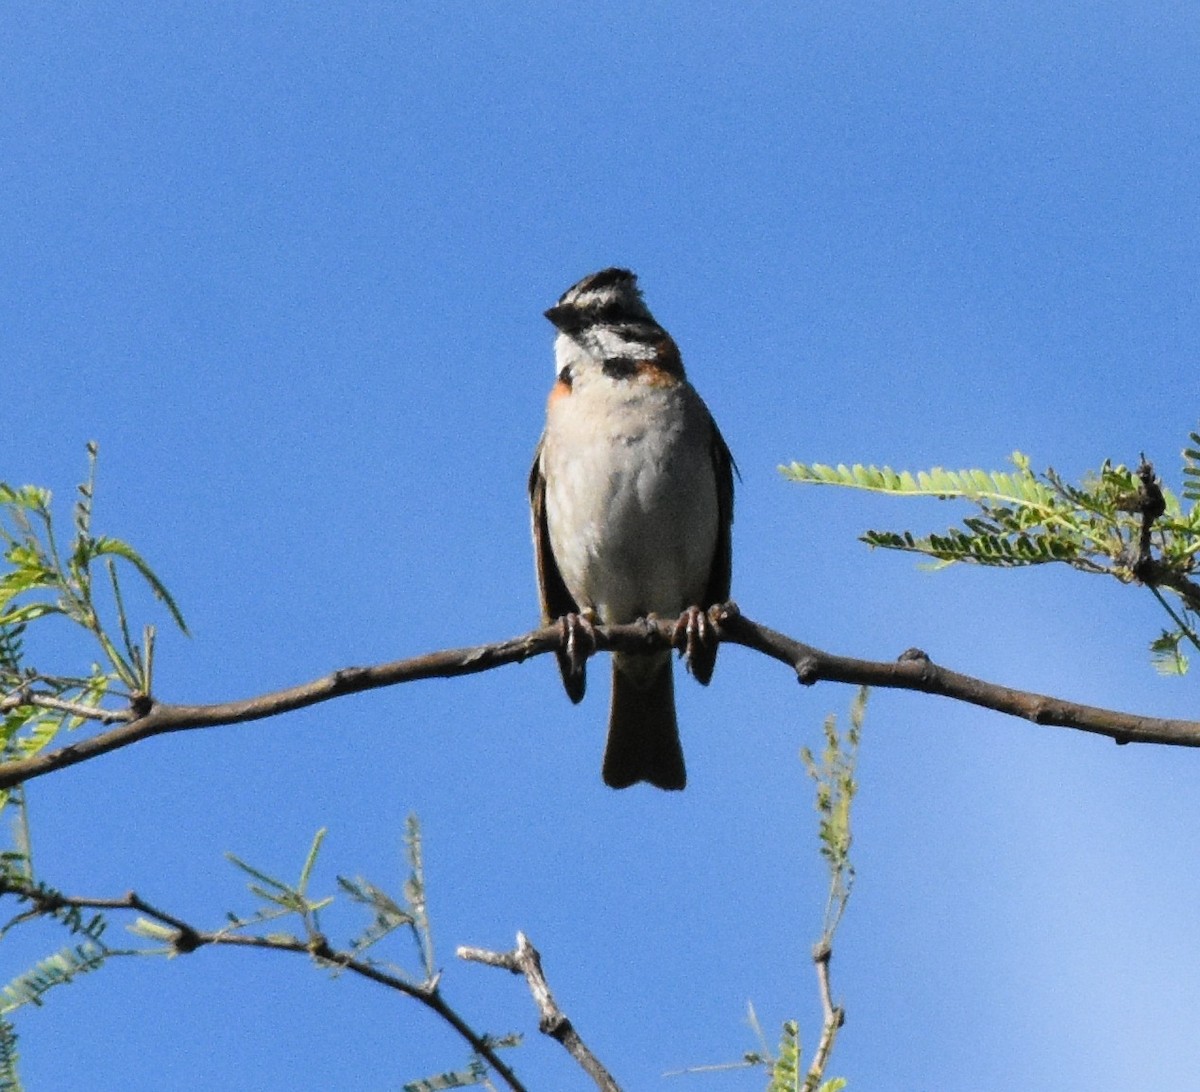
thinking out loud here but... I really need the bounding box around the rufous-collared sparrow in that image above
[529,268,735,790]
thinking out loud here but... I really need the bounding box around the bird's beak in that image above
[544,303,577,331]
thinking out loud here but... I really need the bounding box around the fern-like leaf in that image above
[403,814,436,981]
[1184,430,1200,504]
[404,1042,519,1092]
[766,1020,801,1092]
[0,1017,20,1092]
[403,1060,489,1091]
[782,456,1058,511]
[88,537,189,636]
[1150,630,1190,676]
[0,943,107,1014]
[338,875,414,958]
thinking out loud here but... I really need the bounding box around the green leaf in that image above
[0,604,63,628]
[0,1016,20,1092]
[297,828,327,897]
[89,537,189,636]
[0,486,51,516]
[1183,430,1200,503]
[404,814,436,980]
[403,1060,488,1091]
[11,715,65,760]
[0,943,107,1015]
[225,853,292,896]
[766,1020,801,1092]
[338,874,414,956]
[1150,631,1189,676]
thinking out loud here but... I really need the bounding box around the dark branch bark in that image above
[2,603,1198,791]
[459,932,620,1092]
[1127,458,1200,611]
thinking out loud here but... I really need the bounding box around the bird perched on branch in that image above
[529,268,735,789]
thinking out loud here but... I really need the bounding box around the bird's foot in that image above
[560,611,597,680]
[674,605,720,685]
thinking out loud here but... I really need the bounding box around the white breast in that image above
[540,364,719,624]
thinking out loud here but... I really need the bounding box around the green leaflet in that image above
[0,1017,19,1092]
[86,536,188,636]
[0,943,108,1015]
[1150,631,1189,676]
[782,455,1057,509]
[1184,431,1200,504]
[402,1061,489,1091]
[766,1020,800,1092]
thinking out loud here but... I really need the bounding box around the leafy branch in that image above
[0,444,188,789]
[753,690,863,1092]
[789,687,866,1092]
[0,820,524,1092]
[671,691,863,1092]
[783,436,1200,673]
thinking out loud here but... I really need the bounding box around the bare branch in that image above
[3,603,1199,791]
[0,880,527,1092]
[803,941,844,1092]
[459,933,620,1092]
[0,689,133,724]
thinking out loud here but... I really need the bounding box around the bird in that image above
[529,268,735,790]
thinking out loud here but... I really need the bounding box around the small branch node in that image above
[795,657,820,685]
[307,933,333,959]
[129,692,153,717]
[172,926,203,954]
[1030,702,1054,725]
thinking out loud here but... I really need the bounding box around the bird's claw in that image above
[674,605,719,685]
[560,611,597,679]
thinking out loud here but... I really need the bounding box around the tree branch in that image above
[3,604,1199,791]
[459,932,620,1092]
[803,940,844,1092]
[0,880,527,1092]
[0,688,133,724]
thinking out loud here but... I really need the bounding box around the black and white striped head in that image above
[544,268,658,333]
[545,268,682,379]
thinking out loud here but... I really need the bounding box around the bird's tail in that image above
[603,652,685,790]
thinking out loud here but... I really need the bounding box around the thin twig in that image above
[0,690,133,723]
[459,933,620,1092]
[2,604,1200,791]
[1132,458,1168,583]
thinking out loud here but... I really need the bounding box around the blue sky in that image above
[4,3,1200,1089]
